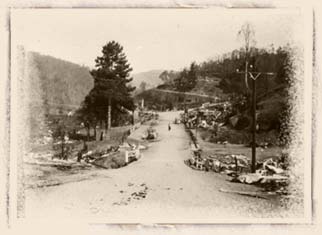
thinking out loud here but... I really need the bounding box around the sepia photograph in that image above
[4,5,314,226]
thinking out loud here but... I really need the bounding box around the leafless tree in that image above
[237,22,256,89]
[238,22,256,60]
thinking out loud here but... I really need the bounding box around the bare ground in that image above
[24,111,303,222]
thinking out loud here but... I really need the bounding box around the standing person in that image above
[168,123,171,131]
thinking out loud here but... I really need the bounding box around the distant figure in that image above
[168,123,171,131]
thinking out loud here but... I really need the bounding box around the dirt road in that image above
[25,112,294,222]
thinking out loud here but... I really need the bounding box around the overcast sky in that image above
[11,8,303,73]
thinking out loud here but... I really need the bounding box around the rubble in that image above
[92,151,127,169]
[138,144,147,150]
[265,164,284,174]
[138,111,158,123]
[91,145,143,169]
[205,154,250,173]
[77,140,147,169]
[174,118,181,124]
[141,126,158,141]
[235,173,263,184]
[182,101,232,130]
[233,173,289,193]
[185,150,290,194]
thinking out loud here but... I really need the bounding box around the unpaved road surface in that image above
[25,112,297,222]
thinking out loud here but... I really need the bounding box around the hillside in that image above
[190,76,226,99]
[29,52,94,112]
[131,69,164,91]
[26,52,94,143]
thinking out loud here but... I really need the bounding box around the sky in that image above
[11,8,304,73]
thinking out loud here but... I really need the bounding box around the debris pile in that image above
[233,156,290,193]
[185,152,290,194]
[52,138,76,160]
[182,101,277,146]
[92,151,128,169]
[210,154,249,175]
[139,111,159,123]
[185,152,249,175]
[182,102,232,130]
[78,142,146,169]
[81,145,119,163]
[141,126,158,141]
[174,117,181,124]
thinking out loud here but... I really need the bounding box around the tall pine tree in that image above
[80,41,135,136]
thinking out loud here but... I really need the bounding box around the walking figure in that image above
[168,123,171,131]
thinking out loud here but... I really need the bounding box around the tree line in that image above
[152,40,294,142]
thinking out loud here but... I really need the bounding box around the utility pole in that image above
[250,72,259,173]
[237,68,275,173]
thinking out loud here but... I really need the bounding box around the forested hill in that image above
[29,52,94,112]
[131,69,164,91]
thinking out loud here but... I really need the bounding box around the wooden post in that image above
[235,156,238,173]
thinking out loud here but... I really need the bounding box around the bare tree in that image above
[238,22,256,59]
[237,22,256,89]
